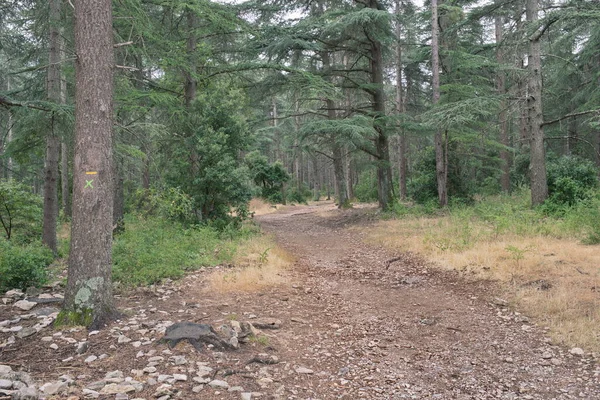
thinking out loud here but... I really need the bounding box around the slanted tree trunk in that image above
[5,79,14,180]
[432,0,447,206]
[42,0,62,253]
[526,0,548,205]
[61,0,116,329]
[496,8,510,192]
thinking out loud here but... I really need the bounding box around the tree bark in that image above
[432,0,447,206]
[526,0,548,205]
[61,0,116,329]
[395,0,408,200]
[42,0,62,253]
[367,0,393,210]
[495,9,510,192]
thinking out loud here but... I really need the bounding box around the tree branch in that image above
[541,109,600,127]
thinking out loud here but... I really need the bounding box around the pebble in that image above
[208,379,229,389]
[570,347,585,356]
[295,367,314,374]
[84,355,98,363]
[13,300,37,311]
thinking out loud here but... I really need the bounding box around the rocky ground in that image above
[0,202,599,400]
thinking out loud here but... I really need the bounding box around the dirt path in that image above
[0,202,598,399]
[256,202,599,399]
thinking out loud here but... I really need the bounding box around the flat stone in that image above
[76,342,89,354]
[86,381,106,391]
[192,385,204,393]
[84,355,98,363]
[118,335,132,344]
[105,371,124,380]
[208,380,229,389]
[173,374,187,381]
[99,383,136,394]
[241,393,252,400]
[13,300,36,311]
[82,388,100,398]
[15,386,38,400]
[252,318,282,330]
[196,366,213,378]
[0,379,11,389]
[5,289,24,299]
[0,365,12,375]
[570,347,585,356]
[295,367,314,374]
[17,327,37,339]
[40,381,68,395]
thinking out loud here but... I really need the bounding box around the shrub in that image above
[129,187,194,223]
[112,215,238,286]
[0,180,43,243]
[354,170,378,202]
[0,239,54,291]
[286,184,311,204]
[546,156,599,207]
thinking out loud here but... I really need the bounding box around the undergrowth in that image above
[112,215,252,287]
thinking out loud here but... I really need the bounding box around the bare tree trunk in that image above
[312,155,320,201]
[432,0,447,206]
[60,32,71,219]
[496,9,510,192]
[5,78,14,179]
[368,0,393,210]
[61,0,116,329]
[395,0,408,200]
[526,0,548,205]
[42,0,62,253]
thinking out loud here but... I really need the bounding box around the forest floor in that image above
[1,201,599,399]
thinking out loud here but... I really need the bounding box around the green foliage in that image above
[112,215,238,287]
[164,84,253,223]
[245,151,290,203]
[354,170,378,202]
[128,187,194,223]
[0,239,54,291]
[286,184,311,204]
[545,155,599,209]
[0,180,43,243]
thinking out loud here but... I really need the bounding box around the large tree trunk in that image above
[526,0,548,205]
[368,0,393,210]
[395,0,408,200]
[322,49,349,208]
[432,0,447,206]
[61,0,116,329]
[42,0,62,253]
[496,10,510,193]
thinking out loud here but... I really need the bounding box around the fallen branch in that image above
[385,256,404,270]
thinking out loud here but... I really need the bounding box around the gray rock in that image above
[241,393,252,400]
[0,379,11,389]
[208,380,229,389]
[0,365,12,376]
[86,381,106,391]
[13,300,36,311]
[5,289,24,299]
[169,355,187,365]
[115,393,129,400]
[33,307,59,317]
[295,367,314,374]
[84,355,98,363]
[39,381,68,395]
[252,318,282,330]
[118,335,132,344]
[570,347,585,356]
[16,327,36,339]
[105,371,124,380]
[13,386,38,400]
[161,322,235,351]
[82,388,101,398]
[76,341,89,354]
[192,385,204,393]
[99,383,136,394]
[173,374,187,382]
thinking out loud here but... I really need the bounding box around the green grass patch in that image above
[389,188,600,246]
[0,239,55,291]
[112,215,243,287]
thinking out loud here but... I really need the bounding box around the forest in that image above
[1,0,600,329]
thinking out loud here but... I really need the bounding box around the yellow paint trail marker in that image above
[85,171,98,175]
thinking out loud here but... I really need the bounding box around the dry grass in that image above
[207,233,294,293]
[249,198,281,216]
[364,216,600,351]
